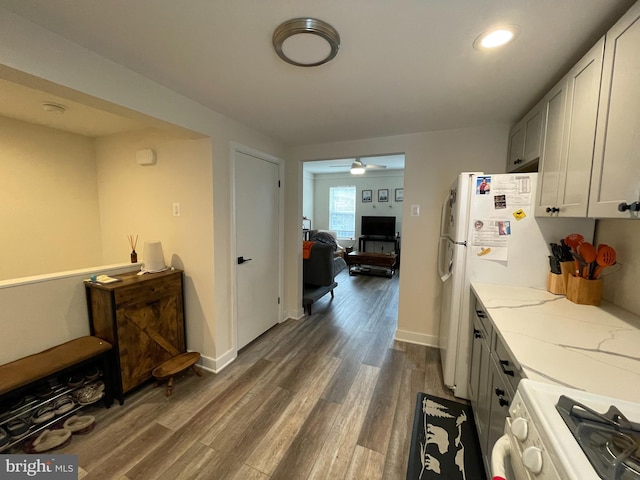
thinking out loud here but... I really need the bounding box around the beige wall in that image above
[10,5,638,379]
[0,116,102,280]
[95,129,215,359]
[288,124,510,344]
[0,8,286,370]
[595,219,640,316]
[310,169,404,249]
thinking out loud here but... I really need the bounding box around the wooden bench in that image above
[152,351,202,397]
[0,336,114,405]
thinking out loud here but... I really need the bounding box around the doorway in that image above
[233,146,283,350]
[302,153,404,314]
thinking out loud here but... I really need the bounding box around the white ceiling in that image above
[0,0,635,146]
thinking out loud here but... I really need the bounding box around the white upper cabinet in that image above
[507,104,544,172]
[535,38,604,217]
[589,2,640,218]
[535,80,567,216]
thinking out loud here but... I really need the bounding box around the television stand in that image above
[358,235,400,254]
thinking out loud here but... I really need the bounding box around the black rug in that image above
[407,393,487,480]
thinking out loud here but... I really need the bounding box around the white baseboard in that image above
[285,308,305,320]
[395,329,439,348]
[198,348,236,374]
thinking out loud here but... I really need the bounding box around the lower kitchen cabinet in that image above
[486,346,518,467]
[469,292,523,476]
[468,306,492,473]
[85,269,186,402]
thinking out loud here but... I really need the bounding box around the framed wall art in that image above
[395,188,404,202]
[362,189,372,202]
[378,189,389,202]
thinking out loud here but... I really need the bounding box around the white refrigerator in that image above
[437,172,595,399]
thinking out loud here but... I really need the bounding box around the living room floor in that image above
[62,269,456,479]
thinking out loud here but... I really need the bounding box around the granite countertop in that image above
[471,282,640,403]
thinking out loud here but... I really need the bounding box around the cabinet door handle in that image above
[514,158,523,165]
[618,201,640,212]
[476,310,486,318]
[500,360,515,376]
[545,207,560,213]
[473,328,482,339]
[495,388,510,407]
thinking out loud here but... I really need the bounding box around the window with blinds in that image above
[329,185,356,238]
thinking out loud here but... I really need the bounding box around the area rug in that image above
[407,393,486,480]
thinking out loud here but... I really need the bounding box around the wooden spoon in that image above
[592,245,617,279]
[577,242,596,279]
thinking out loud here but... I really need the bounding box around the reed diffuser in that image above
[128,234,138,263]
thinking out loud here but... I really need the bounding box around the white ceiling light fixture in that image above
[348,159,386,175]
[350,162,366,175]
[273,18,340,67]
[473,25,520,50]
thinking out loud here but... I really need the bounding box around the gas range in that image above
[505,379,640,480]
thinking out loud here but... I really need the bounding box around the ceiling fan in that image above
[331,158,387,174]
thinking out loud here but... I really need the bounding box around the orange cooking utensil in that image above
[564,233,584,251]
[592,245,616,279]
[565,234,584,275]
[577,242,596,279]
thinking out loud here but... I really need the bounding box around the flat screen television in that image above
[361,216,396,237]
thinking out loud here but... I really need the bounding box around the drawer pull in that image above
[500,360,515,377]
[476,310,486,318]
[473,328,482,339]
[495,388,510,407]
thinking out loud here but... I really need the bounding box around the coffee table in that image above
[346,251,397,278]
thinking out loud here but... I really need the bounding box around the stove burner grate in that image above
[557,395,640,480]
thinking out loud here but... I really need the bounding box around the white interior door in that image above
[234,150,280,350]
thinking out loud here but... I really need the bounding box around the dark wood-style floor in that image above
[63,269,456,479]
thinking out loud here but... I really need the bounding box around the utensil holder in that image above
[547,273,566,295]
[566,275,602,306]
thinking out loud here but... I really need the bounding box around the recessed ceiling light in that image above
[473,25,520,50]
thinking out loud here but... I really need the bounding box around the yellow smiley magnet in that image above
[513,209,526,220]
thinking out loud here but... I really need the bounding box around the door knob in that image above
[237,256,252,264]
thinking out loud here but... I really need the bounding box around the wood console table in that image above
[346,252,397,278]
[85,269,185,403]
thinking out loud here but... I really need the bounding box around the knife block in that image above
[559,261,575,291]
[547,272,566,295]
[566,275,602,306]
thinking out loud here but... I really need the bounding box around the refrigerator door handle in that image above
[438,237,453,282]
